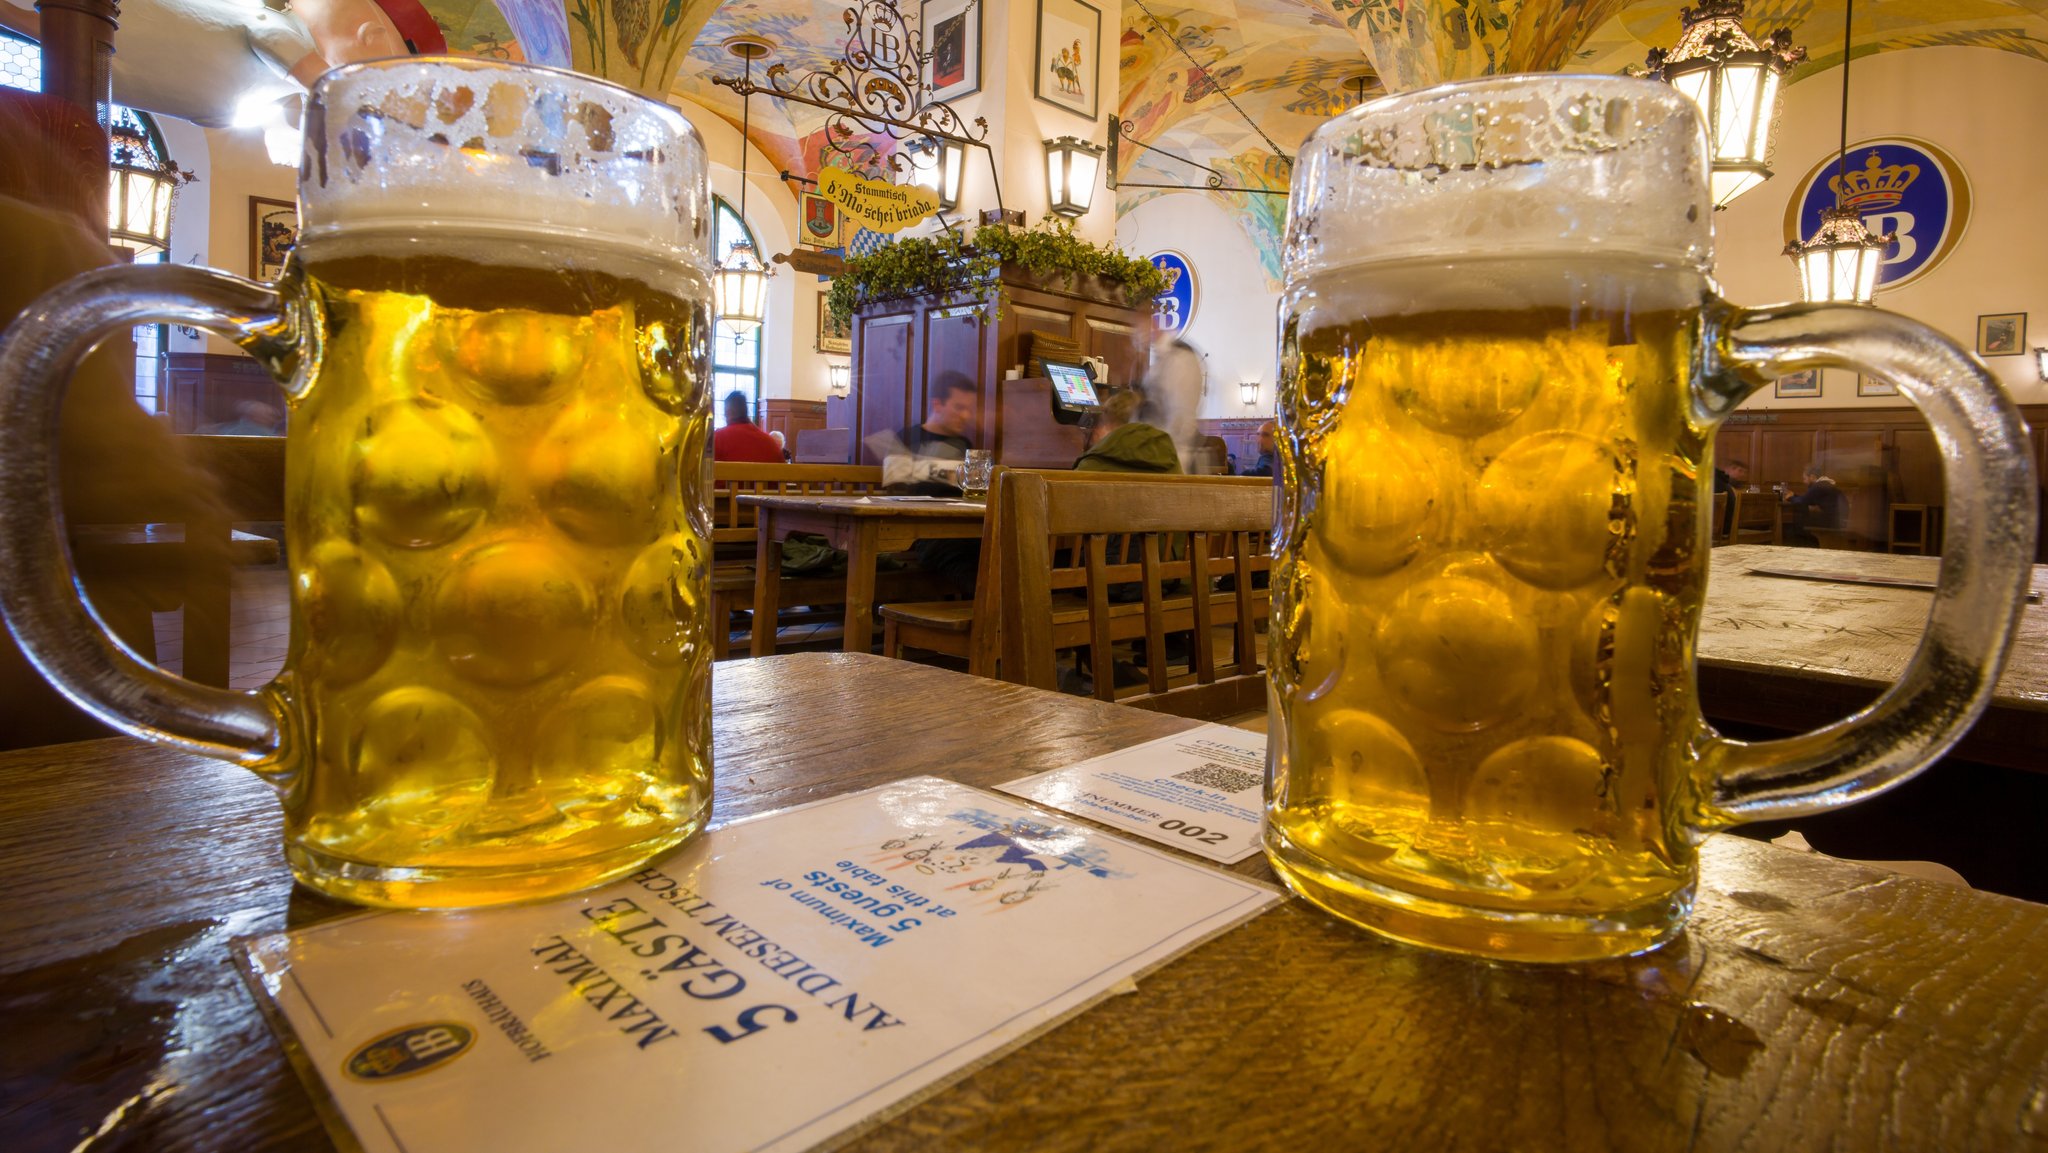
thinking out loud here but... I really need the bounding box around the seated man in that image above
[871,375,980,592]
[1712,457,1749,537]
[875,374,976,495]
[1242,421,1276,477]
[1783,463,1847,547]
[712,390,785,463]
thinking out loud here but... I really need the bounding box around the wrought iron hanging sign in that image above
[712,0,1004,214]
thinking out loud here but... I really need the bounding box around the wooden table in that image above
[1699,545,2048,769]
[744,493,985,656]
[4,652,2045,1152]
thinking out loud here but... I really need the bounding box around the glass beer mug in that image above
[0,59,717,908]
[1267,75,2036,962]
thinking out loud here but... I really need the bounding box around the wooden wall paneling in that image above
[760,400,828,442]
[1757,429,1819,488]
[1818,428,1887,475]
[165,353,276,433]
[1082,317,1142,387]
[1713,426,1759,475]
[854,312,915,461]
[824,393,855,431]
[1893,428,1944,505]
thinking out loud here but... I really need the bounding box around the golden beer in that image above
[277,249,714,907]
[1267,257,1710,960]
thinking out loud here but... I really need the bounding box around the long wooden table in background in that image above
[744,493,985,657]
[1699,545,2048,769]
[3,653,2044,1152]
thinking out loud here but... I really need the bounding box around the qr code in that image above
[1172,762,1263,794]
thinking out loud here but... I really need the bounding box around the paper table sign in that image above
[995,725,1269,864]
[237,777,1277,1153]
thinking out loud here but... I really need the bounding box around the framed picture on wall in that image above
[817,292,852,354]
[1976,312,2025,356]
[923,0,981,102]
[249,196,297,281]
[1033,0,1101,120]
[1857,374,1899,397]
[1774,369,1820,399]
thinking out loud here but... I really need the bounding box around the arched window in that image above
[712,195,763,426]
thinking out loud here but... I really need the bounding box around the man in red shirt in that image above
[712,390,785,463]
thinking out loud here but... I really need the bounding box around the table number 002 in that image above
[1157,818,1229,845]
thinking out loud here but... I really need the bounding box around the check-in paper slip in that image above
[237,778,1278,1153]
[997,724,1269,864]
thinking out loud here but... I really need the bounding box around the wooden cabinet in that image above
[846,268,1152,463]
[760,399,828,442]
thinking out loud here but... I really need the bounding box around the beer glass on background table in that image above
[1267,74,2036,962]
[0,58,718,908]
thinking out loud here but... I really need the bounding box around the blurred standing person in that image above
[1137,338,1205,471]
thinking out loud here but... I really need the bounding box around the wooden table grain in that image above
[743,494,985,657]
[1699,545,2048,768]
[3,653,2045,1152]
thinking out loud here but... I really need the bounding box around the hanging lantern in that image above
[1784,206,1889,305]
[715,37,776,333]
[714,238,770,333]
[1043,136,1103,218]
[1782,0,1886,305]
[1642,0,1805,210]
[108,121,191,254]
[907,136,965,211]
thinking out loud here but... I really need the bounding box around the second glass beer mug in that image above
[0,59,716,908]
[1267,75,2035,962]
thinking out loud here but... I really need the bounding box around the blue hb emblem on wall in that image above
[1149,251,1196,340]
[1785,136,1970,292]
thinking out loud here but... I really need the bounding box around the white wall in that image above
[178,120,293,356]
[1116,191,1280,419]
[1712,46,2048,410]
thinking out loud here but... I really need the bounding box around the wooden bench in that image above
[876,468,1269,684]
[708,462,952,658]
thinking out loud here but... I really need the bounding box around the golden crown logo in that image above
[1828,150,1919,212]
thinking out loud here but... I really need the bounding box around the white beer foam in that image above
[299,58,709,283]
[1284,75,1713,286]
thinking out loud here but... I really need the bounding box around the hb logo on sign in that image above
[344,1022,477,1081]
[1785,137,1971,292]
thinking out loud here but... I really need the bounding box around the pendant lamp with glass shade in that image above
[1641,0,1805,210]
[108,115,194,255]
[1784,0,1890,305]
[714,37,773,334]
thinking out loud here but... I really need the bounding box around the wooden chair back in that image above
[1730,489,1777,545]
[710,462,883,553]
[999,471,1273,719]
[793,427,853,463]
[181,436,286,686]
[1710,491,1730,546]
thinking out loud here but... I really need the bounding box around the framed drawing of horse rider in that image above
[1034,0,1100,120]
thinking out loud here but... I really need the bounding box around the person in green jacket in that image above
[1074,390,1182,474]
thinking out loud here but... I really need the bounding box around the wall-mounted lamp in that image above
[907,135,964,211]
[828,362,852,395]
[1043,136,1104,218]
[1239,380,1260,407]
[2035,347,2047,382]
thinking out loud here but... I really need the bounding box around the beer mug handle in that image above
[1693,299,2038,824]
[0,263,305,767]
